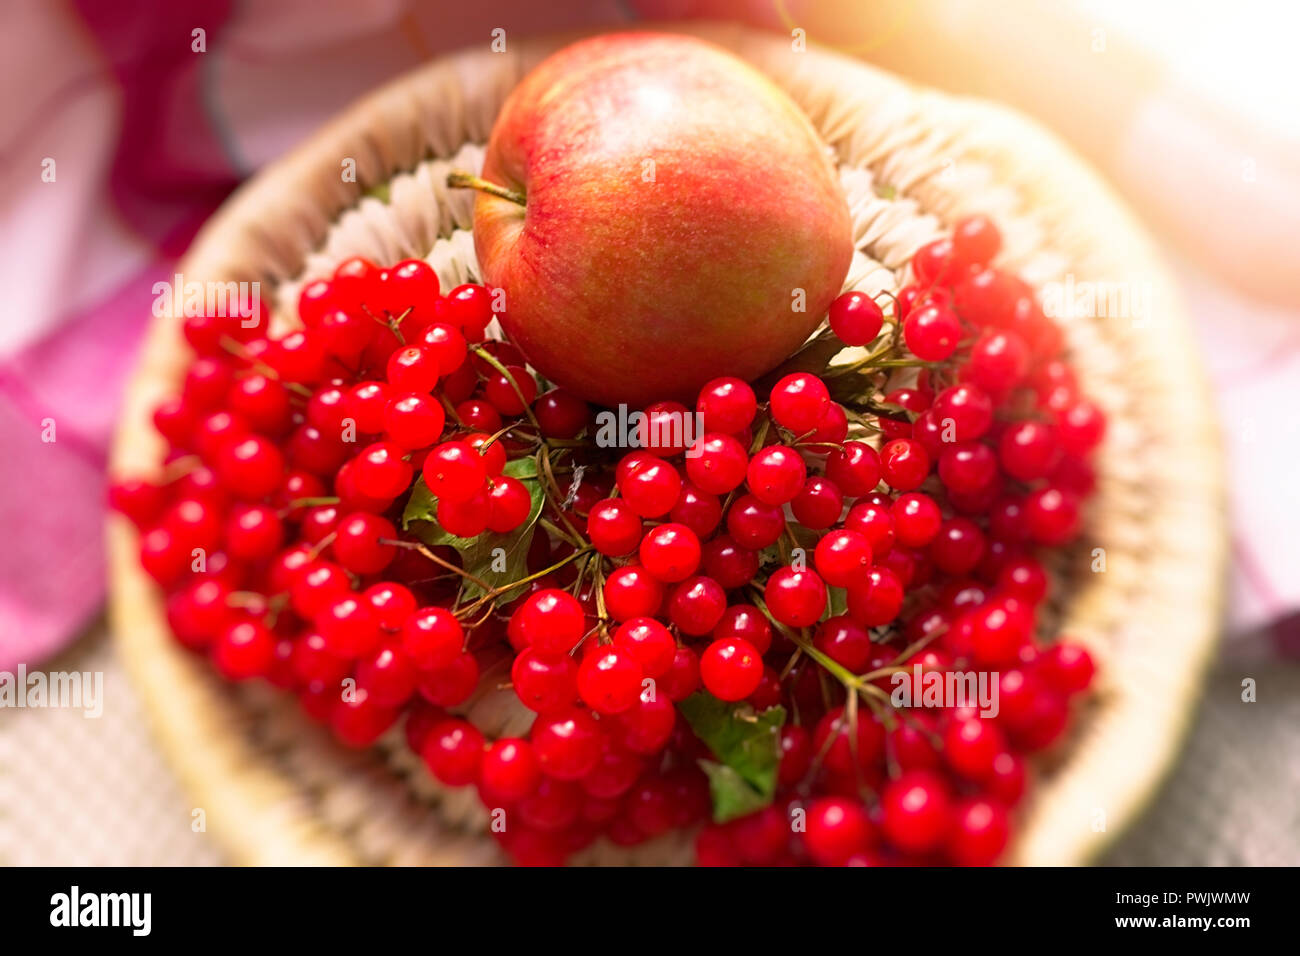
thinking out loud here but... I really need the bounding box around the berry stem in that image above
[472,347,545,433]
[383,538,493,594]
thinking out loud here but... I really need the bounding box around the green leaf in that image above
[679,693,785,822]
[826,586,848,619]
[698,761,773,823]
[401,457,544,603]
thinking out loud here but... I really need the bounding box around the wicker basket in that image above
[107,23,1226,866]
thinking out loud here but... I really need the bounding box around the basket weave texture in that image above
[107,23,1225,866]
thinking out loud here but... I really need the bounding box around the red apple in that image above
[460,32,852,408]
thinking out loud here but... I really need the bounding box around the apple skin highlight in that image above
[467,32,853,408]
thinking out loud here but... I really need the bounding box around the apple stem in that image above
[446,170,526,207]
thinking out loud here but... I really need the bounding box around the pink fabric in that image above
[0,0,1294,669]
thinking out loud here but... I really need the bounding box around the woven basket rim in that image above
[107,21,1226,866]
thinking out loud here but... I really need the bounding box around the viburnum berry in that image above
[713,604,772,654]
[700,637,763,701]
[770,372,830,434]
[938,441,998,496]
[700,535,761,589]
[638,523,701,583]
[880,770,953,854]
[479,738,541,803]
[531,708,603,780]
[966,328,1028,394]
[577,646,644,715]
[486,476,532,533]
[356,642,419,708]
[847,566,904,627]
[618,457,682,518]
[437,283,493,338]
[844,499,896,555]
[533,388,590,439]
[903,302,961,361]
[384,393,445,450]
[353,441,412,500]
[218,435,284,500]
[616,693,677,755]
[513,589,587,655]
[419,322,468,375]
[316,594,383,659]
[1057,398,1106,456]
[828,290,884,347]
[911,237,957,286]
[969,595,1034,667]
[696,376,757,434]
[879,438,931,492]
[791,476,844,529]
[661,645,702,701]
[224,504,283,561]
[812,616,872,672]
[436,486,490,537]
[463,432,507,476]
[803,797,874,866]
[511,650,578,713]
[1038,642,1095,696]
[668,575,727,636]
[892,492,942,548]
[764,566,827,627]
[402,606,464,671]
[212,620,276,681]
[724,494,785,550]
[332,512,397,574]
[423,440,487,503]
[602,565,664,622]
[685,433,748,494]
[948,797,1010,866]
[1023,486,1081,545]
[778,725,813,787]
[637,400,692,456]
[612,617,676,679]
[386,345,440,393]
[943,716,1007,781]
[810,401,849,445]
[421,718,485,786]
[952,214,1001,268]
[416,650,479,707]
[363,581,416,631]
[825,441,881,497]
[669,482,723,538]
[814,530,872,588]
[330,687,400,748]
[746,445,806,505]
[814,706,885,775]
[456,398,502,434]
[932,384,993,443]
[485,365,537,416]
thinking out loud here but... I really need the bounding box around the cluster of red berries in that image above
[111,212,1102,866]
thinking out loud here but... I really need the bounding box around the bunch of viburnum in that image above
[112,214,1103,866]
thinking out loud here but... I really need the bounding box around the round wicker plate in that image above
[107,23,1225,866]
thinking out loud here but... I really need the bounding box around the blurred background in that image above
[1,0,1297,865]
